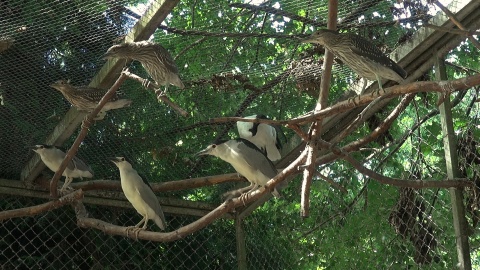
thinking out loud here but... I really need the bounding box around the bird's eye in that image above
[40,145,44,149]
[121,157,125,161]
[212,145,216,148]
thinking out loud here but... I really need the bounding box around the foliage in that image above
[0,0,479,269]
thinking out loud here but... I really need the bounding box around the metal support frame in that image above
[235,214,247,270]
[435,53,472,269]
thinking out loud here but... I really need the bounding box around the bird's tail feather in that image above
[154,215,167,230]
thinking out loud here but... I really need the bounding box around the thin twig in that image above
[315,171,348,194]
[122,70,189,117]
[318,139,472,189]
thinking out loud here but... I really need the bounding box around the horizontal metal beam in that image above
[0,178,233,219]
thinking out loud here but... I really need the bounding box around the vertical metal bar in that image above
[435,53,471,270]
[236,215,247,270]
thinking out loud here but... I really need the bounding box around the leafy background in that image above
[1,0,480,269]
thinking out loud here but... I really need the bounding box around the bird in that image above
[110,157,166,235]
[103,41,185,92]
[30,144,94,191]
[301,29,407,92]
[50,80,132,120]
[236,114,283,161]
[196,138,281,200]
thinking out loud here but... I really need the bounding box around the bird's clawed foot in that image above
[141,78,152,89]
[239,192,250,206]
[59,185,74,194]
[126,226,144,240]
[155,89,166,101]
[81,115,94,129]
[120,67,130,75]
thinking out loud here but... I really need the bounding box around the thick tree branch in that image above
[210,73,480,127]
[301,0,338,218]
[0,189,84,221]
[71,173,244,192]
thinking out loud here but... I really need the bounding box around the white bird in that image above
[110,157,166,234]
[197,138,281,199]
[236,114,282,161]
[31,144,93,191]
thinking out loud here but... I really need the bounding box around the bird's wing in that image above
[135,175,165,218]
[75,86,118,102]
[72,156,94,175]
[153,44,179,74]
[236,139,278,179]
[349,35,407,79]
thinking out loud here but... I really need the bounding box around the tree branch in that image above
[70,173,244,192]
[210,73,480,127]
[0,189,84,221]
[122,70,189,117]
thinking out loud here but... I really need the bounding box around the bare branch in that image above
[71,173,244,192]
[122,70,189,117]
[0,189,84,221]
[210,73,480,127]
[315,171,348,194]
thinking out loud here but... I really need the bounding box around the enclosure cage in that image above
[1,0,480,269]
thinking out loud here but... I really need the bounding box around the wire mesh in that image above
[1,0,479,269]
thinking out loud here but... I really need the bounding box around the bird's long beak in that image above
[195,148,210,156]
[300,37,313,43]
[108,157,120,163]
[27,145,39,151]
[102,51,113,60]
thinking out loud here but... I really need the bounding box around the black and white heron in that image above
[197,138,281,199]
[302,29,407,92]
[110,157,166,235]
[50,80,132,120]
[236,114,283,161]
[30,144,94,191]
[103,41,184,93]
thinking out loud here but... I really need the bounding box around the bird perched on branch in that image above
[30,144,93,191]
[236,114,283,161]
[302,29,407,92]
[103,41,185,93]
[110,157,166,236]
[50,80,132,120]
[197,138,281,200]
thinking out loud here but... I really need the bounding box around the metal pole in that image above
[235,215,247,270]
[435,52,471,270]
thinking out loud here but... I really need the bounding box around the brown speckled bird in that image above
[50,80,132,119]
[302,29,407,91]
[103,41,185,91]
